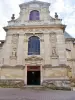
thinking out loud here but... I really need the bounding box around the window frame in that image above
[29,10,40,21]
[28,36,40,55]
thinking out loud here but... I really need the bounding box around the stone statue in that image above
[52,47,57,56]
[12,49,16,57]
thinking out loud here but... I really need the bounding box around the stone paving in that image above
[0,88,75,100]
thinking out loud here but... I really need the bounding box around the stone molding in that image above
[0,79,23,81]
[19,1,50,8]
[24,38,44,42]
[1,64,69,69]
[1,65,25,69]
[4,25,66,32]
[7,34,24,36]
[65,38,75,41]
[67,58,75,61]
[43,78,70,81]
[25,56,43,61]
[43,64,70,68]
[24,33,43,42]
[10,56,17,60]
[51,55,59,59]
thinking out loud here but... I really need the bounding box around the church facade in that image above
[0,0,75,87]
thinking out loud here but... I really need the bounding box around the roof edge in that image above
[19,0,50,7]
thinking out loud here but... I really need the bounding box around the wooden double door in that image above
[27,66,40,85]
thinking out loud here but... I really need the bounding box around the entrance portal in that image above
[27,66,40,85]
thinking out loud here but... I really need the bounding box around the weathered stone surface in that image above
[0,80,24,88]
[0,0,75,87]
[42,80,71,89]
[43,67,68,78]
[1,68,24,79]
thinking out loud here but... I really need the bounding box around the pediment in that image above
[25,56,43,61]
[19,1,50,8]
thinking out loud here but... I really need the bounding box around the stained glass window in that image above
[29,10,40,20]
[28,36,40,55]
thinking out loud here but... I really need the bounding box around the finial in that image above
[55,12,58,19]
[11,14,15,20]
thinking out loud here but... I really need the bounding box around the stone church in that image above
[0,0,75,87]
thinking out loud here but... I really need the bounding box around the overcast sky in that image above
[0,0,75,40]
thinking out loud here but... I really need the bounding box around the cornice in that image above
[65,38,75,41]
[1,65,25,69]
[43,64,70,68]
[3,24,66,32]
[43,78,70,81]
[67,58,75,61]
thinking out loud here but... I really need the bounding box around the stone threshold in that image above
[24,85,43,87]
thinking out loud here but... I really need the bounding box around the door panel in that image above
[27,71,40,85]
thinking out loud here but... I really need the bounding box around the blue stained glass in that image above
[28,36,40,55]
[29,10,39,20]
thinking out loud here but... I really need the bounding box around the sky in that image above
[0,0,75,40]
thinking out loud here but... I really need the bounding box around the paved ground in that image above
[0,88,75,100]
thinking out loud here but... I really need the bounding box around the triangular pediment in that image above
[25,56,43,61]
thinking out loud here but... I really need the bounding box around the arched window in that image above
[29,10,40,20]
[28,36,40,55]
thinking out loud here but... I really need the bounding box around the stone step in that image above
[22,85,44,90]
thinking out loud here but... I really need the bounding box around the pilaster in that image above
[57,31,67,64]
[44,33,50,64]
[24,65,27,85]
[3,35,12,65]
[17,34,24,65]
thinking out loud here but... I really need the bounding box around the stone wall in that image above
[66,40,75,78]
[1,0,75,83]
[0,68,24,80]
[43,67,68,79]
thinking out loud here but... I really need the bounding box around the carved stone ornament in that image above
[11,34,19,59]
[29,4,40,8]
[24,28,49,33]
[52,47,57,55]
[50,32,58,57]
[40,39,44,42]
[12,34,19,44]
[10,48,17,59]
[50,32,56,42]
[12,49,17,57]
[51,47,58,58]
[24,39,28,42]
[25,56,43,61]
